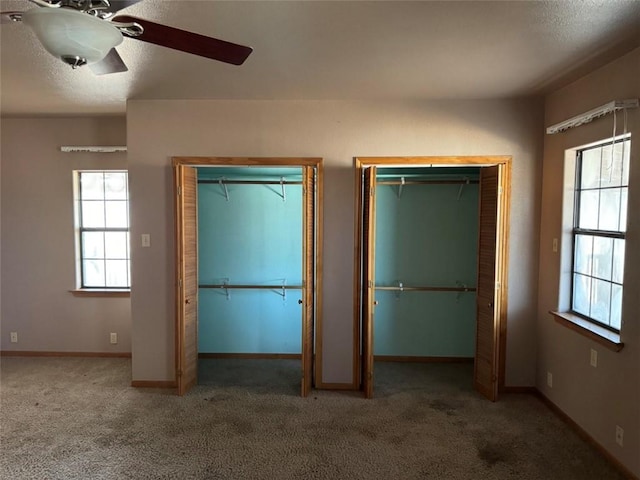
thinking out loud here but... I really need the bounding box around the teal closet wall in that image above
[374,168,480,357]
[197,168,303,354]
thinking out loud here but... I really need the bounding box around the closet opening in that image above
[354,157,511,400]
[174,158,323,397]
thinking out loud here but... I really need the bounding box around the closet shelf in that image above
[375,285,476,292]
[198,179,303,185]
[376,179,479,186]
[377,176,479,199]
[199,284,303,289]
[199,283,302,300]
[199,177,302,202]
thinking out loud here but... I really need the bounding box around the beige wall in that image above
[538,47,640,476]
[0,117,131,353]
[127,98,543,385]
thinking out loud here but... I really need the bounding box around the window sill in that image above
[550,311,623,352]
[70,289,130,298]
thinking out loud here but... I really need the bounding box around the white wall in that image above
[537,48,640,476]
[127,98,543,385]
[0,117,131,353]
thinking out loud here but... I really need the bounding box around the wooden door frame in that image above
[173,156,324,394]
[353,156,511,395]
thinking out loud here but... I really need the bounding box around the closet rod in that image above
[377,179,479,186]
[198,180,303,185]
[199,284,303,289]
[375,286,476,292]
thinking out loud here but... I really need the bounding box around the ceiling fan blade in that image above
[1,11,24,24]
[89,48,128,75]
[107,1,144,13]
[112,15,253,66]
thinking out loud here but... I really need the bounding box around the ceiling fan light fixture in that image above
[22,8,123,67]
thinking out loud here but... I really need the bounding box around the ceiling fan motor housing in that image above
[22,7,123,66]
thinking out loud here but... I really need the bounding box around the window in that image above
[571,137,630,332]
[74,171,130,289]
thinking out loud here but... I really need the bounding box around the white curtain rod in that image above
[60,146,127,153]
[546,99,638,135]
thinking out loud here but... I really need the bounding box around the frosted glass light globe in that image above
[22,8,123,66]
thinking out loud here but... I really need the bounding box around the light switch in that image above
[552,238,558,253]
[141,234,151,248]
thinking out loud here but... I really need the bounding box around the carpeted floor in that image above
[0,357,627,479]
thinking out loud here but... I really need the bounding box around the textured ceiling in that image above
[1,0,639,116]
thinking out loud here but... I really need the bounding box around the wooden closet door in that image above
[175,165,199,396]
[362,166,377,398]
[301,166,315,397]
[474,165,501,401]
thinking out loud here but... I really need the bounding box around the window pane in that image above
[82,232,104,259]
[104,172,127,200]
[75,170,131,289]
[105,260,129,287]
[83,259,105,287]
[574,234,592,275]
[580,148,601,189]
[621,140,630,186]
[572,139,628,332]
[598,188,621,231]
[599,144,624,188]
[104,232,128,259]
[592,236,612,281]
[590,279,611,325]
[572,274,591,317]
[619,188,628,233]
[105,201,128,228]
[578,190,599,229]
[82,201,105,228]
[612,239,625,284]
[610,284,623,331]
[80,172,104,200]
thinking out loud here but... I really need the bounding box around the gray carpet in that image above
[0,357,626,479]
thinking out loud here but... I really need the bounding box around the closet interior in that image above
[357,161,505,399]
[373,167,480,360]
[196,166,306,392]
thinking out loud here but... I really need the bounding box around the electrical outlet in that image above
[590,348,598,367]
[547,372,553,388]
[10,332,18,343]
[110,333,118,344]
[615,425,624,447]
[141,234,151,248]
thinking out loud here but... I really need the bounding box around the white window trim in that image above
[551,135,629,351]
[72,170,131,293]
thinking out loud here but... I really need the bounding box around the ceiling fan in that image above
[0,0,253,75]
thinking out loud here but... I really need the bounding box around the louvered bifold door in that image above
[301,166,316,397]
[176,165,199,396]
[362,166,377,398]
[474,165,501,401]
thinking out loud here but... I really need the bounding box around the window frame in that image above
[569,137,629,333]
[73,170,131,292]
